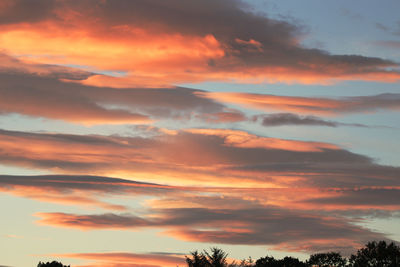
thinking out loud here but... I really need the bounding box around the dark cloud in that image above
[255,113,367,127]
[0,0,56,24]
[233,162,400,188]
[0,174,170,194]
[36,206,388,254]
[0,63,224,124]
[305,188,400,206]
[0,53,93,80]
[0,174,178,210]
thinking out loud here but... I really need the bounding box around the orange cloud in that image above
[201,92,400,115]
[0,24,225,87]
[0,0,398,87]
[0,128,398,189]
[0,174,177,210]
[55,252,185,267]
[0,185,126,211]
[185,128,339,152]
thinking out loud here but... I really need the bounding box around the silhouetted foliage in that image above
[280,256,307,267]
[187,241,400,267]
[255,255,280,267]
[236,257,254,267]
[186,250,209,267]
[205,247,229,267]
[349,240,400,267]
[307,252,346,267]
[255,255,306,267]
[37,261,69,267]
[186,247,232,267]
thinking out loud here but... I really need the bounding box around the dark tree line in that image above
[185,241,400,267]
[37,240,400,267]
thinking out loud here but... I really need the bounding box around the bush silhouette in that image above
[37,261,69,267]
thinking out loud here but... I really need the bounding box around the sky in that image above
[0,0,400,266]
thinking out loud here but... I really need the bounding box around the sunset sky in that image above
[1,1,400,266]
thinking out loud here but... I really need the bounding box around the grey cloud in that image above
[37,207,388,254]
[0,174,177,210]
[0,174,170,194]
[233,162,400,188]
[376,41,400,49]
[305,188,400,206]
[0,0,56,24]
[376,23,390,32]
[375,21,400,36]
[0,67,224,124]
[255,113,368,127]
[0,53,94,81]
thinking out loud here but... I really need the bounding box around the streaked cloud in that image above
[0,174,173,210]
[56,252,185,267]
[202,92,400,115]
[304,188,400,208]
[35,205,388,254]
[4,128,398,188]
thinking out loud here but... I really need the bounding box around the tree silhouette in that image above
[279,256,306,267]
[237,257,254,267]
[307,252,346,267]
[349,240,400,267]
[37,261,70,267]
[186,250,209,267]
[204,247,229,267]
[255,255,305,267]
[255,255,279,267]
[186,248,230,267]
